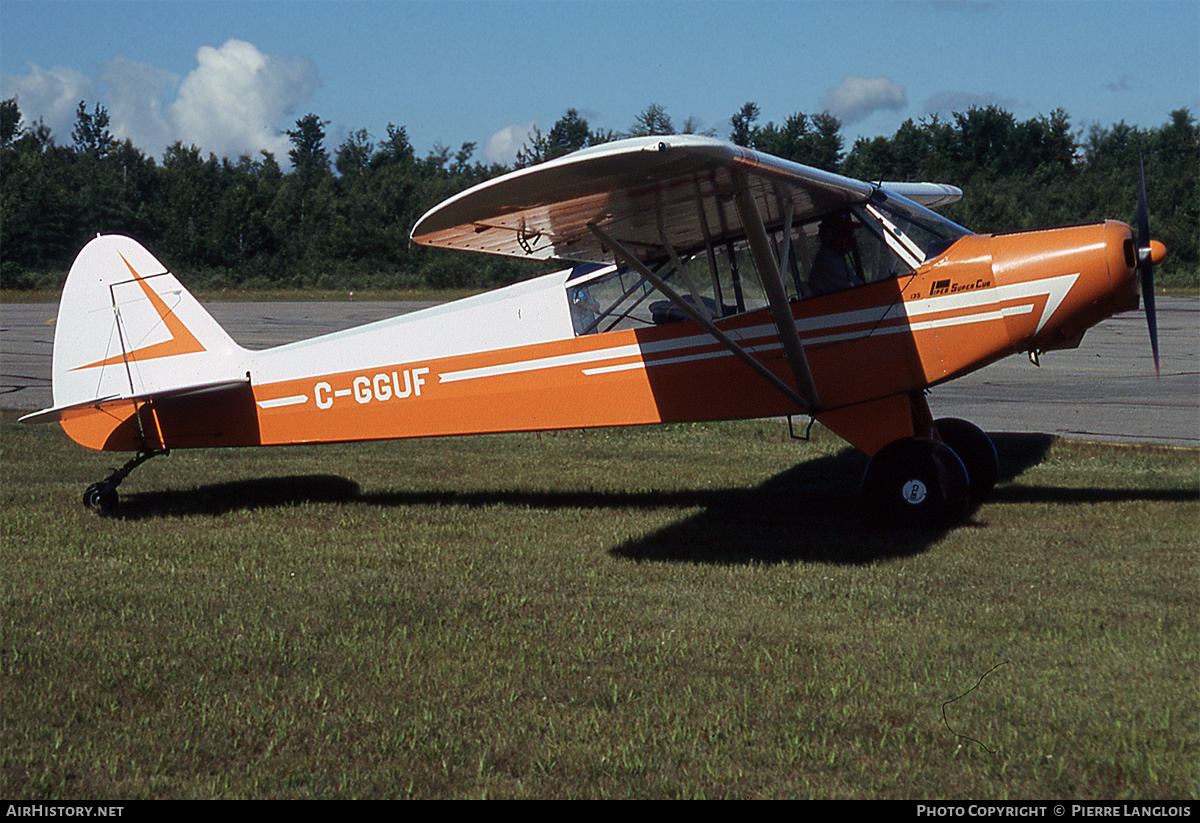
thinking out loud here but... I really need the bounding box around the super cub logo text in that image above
[930,278,991,296]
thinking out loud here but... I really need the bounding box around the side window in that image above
[566,244,777,335]
[566,195,965,335]
[567,265,658,335]
[797,208,915,297]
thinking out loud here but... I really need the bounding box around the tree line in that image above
[1,98,1195,291]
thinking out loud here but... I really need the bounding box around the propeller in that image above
[1136,155,1161,375]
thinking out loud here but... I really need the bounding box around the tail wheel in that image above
[83,482,119,511]
[933,417,998,507]
[862,437,970,528]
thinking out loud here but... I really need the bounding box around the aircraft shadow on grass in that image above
[109,433,1195,566]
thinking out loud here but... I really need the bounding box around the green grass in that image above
[2,414,1197,799]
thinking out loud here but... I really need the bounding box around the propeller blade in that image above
[1137,155,1160,375]
[1137,156,1150,248]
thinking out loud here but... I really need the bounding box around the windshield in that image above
[869,191,971,260]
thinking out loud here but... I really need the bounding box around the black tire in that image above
[861,437,971,528]
[934,417,998,507]
[83,482,118,511]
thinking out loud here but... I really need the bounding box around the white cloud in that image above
[483,120,538,165]
[100,57,177,154]
[1,39,319,164]
[0,63,94,141]
[820,75,907,127]
[171,40,320,162]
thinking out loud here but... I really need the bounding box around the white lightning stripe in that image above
[584,349,730,376]
[1002,304,1037,318]
[257,394,308,409]
[609,301,1038,374]
[1026,273,1078,333]
[439,329,774,383]
[892,273,1078,329]
[437,274,1077,385]
[583,361,646,376]
[439,343,645,383]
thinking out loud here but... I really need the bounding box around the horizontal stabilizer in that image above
[19,378,251,425]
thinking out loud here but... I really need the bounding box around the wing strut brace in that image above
[587,221,816,413]
[731,173,821,410]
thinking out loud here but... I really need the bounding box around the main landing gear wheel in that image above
[862,437,970,528]
[933,417,998,508]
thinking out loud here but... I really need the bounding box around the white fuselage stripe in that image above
[257,394,308,408]
[434,276,1073,386]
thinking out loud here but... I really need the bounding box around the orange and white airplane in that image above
[21,135,1166,526]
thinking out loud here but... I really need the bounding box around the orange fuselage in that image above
[60,221,1140,458]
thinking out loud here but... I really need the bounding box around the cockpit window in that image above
[799,196,970,295]
[566,242,780,335]
[565,193,972,335]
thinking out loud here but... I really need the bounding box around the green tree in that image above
[1,97,20,147]
[287,113,330,186]
[1,107,76,282]
[753,111,844,170]
[1,99,1193,292]
[71,101,114,159]
[156,142,221,266]
[628,103,674,137]
[516,109,610,168]
[548,109,592,156]
[373,124,415,169]
[730,102,760,147]
[335,128,374,179]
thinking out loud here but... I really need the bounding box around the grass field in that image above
[2,413,1197,799]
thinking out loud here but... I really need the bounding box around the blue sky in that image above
[2,0,1197,167]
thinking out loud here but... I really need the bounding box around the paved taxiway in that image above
[2,296,1196,448]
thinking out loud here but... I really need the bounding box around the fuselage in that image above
[59,220,1140,457]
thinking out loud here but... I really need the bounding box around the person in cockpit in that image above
[808,211,862,296]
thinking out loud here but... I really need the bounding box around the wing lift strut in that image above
[586,171,820,413]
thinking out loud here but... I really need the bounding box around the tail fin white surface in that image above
[51,235,245,409]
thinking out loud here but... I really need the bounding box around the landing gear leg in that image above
[83,449,168,511]
[861,437,970,528]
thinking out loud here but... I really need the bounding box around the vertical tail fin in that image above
[51,235,245,409]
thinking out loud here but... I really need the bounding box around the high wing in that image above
[412,135,961,412]
[410,134,959,264]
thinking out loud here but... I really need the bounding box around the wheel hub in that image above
[902,479,928,504]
